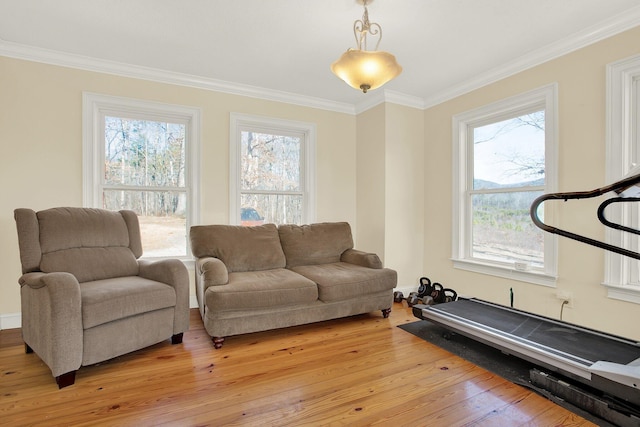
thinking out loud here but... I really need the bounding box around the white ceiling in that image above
[2,0,640,111]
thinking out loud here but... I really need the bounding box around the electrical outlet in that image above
[556,290,573,308]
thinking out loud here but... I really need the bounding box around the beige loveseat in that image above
[190,222,397,348]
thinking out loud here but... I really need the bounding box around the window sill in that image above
[602,282,640,304]
[452,258,557,287]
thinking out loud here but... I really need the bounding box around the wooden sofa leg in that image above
[212,337,225,349]
[382,308,391,318]
[25,343,33,354]
[56,371,76,389]
[171,333,184,344]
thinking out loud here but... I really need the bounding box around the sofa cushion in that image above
[291,263,397,302]
[190,224,286,273]
[81,276,177,329]
[205,269,318,311]
[279,222,354,268]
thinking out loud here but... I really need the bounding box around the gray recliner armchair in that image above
[14,207,190,388]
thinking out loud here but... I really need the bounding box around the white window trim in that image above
[604,54,640,303]
[229,113,316,225]
[82,92,201,261]
[452,84,559,287]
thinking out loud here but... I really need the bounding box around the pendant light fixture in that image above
[331,0,402,93]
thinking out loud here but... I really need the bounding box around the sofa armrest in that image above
[19,272,83,377]
[196,257,229,289]
[138,259,190,334]
[341,249,383,269]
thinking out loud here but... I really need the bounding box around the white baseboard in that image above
[394,285,418,297]
[0,312,21,330]
[189,295,199,309]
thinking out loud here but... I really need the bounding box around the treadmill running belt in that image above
[429,299,640,366]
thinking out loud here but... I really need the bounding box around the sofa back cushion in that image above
[279,222,354,268]
[14,207,141,283]
[190,223,286,272]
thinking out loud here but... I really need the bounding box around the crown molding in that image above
[353,91,386,114]
[422,6,640,109]
[353,89,426,114]
[0,39,357,115]
[384,90,427,110]
[2,6,640,115]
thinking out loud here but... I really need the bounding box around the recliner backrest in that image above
[15,207,141,282]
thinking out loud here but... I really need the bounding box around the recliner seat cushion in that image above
[81,277,177,329]
[290,262,397,302]
[205,269,317,311]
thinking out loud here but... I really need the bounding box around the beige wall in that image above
[355,103,425,288]
[384,104,425,288]
[3,25,640,340]
[355,104,386,258]
[423,26,640,340]
[0,56,357,320]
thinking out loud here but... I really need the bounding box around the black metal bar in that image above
[597,197,640,236]
[530,173,640,260]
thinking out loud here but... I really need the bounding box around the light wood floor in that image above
[1,303,595,426]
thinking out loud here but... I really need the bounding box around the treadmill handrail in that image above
[597,196,640,236]
[530,173,640,260]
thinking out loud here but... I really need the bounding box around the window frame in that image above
[452,84,558,286]
[229,113,316,226]
[604,54,640,304]
[82,92,201,261]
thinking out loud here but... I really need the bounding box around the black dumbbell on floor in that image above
[393,291,404,303]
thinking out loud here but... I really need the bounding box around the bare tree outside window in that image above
[239,130,304,225]
[230,113,315,227]
[102,117,188,257]
[471,110,546,267]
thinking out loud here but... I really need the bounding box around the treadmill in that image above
[413,173,640,421]
[413,298,640,406]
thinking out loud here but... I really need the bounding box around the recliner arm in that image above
[138,259,188,287]
[19,272,83,378]
[138,259,190,335]
[341,249,383,269]
[19,272,47,288]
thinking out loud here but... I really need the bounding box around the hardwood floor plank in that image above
[73,331,448,425]
[359,371,510,426]
[181,354,479,426]
[0,304,597,426]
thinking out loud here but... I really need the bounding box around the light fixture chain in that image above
[353,4,382,52]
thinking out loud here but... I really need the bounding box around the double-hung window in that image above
[229,113,316,226]
[452,84,558,285]
[605,54,640,303]
[83,93,200,259]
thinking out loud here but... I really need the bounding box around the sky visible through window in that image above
[473,111,545,187]
[470,110,546,267]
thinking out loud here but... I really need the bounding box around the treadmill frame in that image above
[413,298,640,407]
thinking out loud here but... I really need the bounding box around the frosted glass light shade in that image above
[331,48,402,93]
